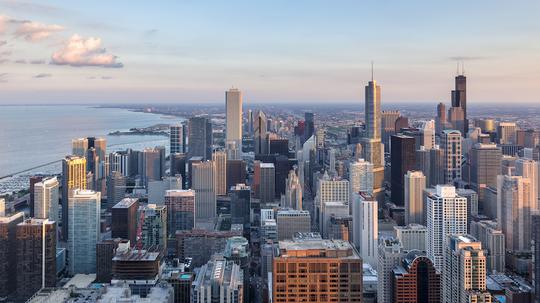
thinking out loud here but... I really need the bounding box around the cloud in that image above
[0,73,7,82]
[29,59,45,64]
[13,20,64,42]
[101,76,113,80]
[51,34,123,68]
[33,73,52,78]
[14,59,26,64]
[0,50,11,56]
[0,40,6,46]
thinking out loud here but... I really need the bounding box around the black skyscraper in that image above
[451,74,468,134]
[304,112,314,142]
[391,134,416,206]
[188,116,213,160]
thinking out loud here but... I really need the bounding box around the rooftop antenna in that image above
[461,61,465,76]
[456,61,460,76]
[371,61,374,81]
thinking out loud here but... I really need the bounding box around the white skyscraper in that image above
[349,159,374,204]
[68,189,101,274]
[226,88,243,156]
[394,224,427,251]
[192,161,216,222]
[421,119,436,149]
[426,185,467,270]
[497,174,533,251]
[283,170,302,210]
[404,171,426,225]
[34,177,59,222]
[443,235,492,303]
[352,192,378,267]
[316,172,349,208]
[377,238,403,303]
[212,151,227,196]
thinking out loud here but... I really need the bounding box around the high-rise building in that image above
[259,163,275,203]
[282,170,302,210]
[272,236,363,303]
[532,212,540,303]
[16,219,56,301]
[421,120,436,149]
[139,204,167,252]
[429,146,445,187]
[72,137,88,157]
[443,235,492,303]
[29,176,43,217]
[107,171,126,209]
[96,238,123,283]
[450,72,468,135]
[470,143,502,203]
[142,146,165,186]
[349,158,374,202]
[316,173,349,209]
[382,110,400,148]
[516,158,539,209]
[188,116,213,160]
[255,111,268,155]
[111,198,138,244]
[392,251,440,303]
[0,212,24,298]
[192,161,216,221]
[170,153,187,186]
[497,122,518,144]
[391,134,416,205]
[226,88,243,154]
[404,171,426,225]
[61,155,87,240]
[436,102,447,135]
[212,150,227,196]
[497,174,533,251]
[109,150,130,177]
[362,75,385,203]
[192,257,244,303]
[320,201,348,239]
[227,159,247,191]
[34,177,59,222]
[230,184,251,227]
[426,185,467,270]
[276,209,311,240]
[170,124,184,154]
[470,220,505,273]
[378,237,403,303]
[441,130,462,184]
[68,189,100,274]
[165,190,195,235]
[393,225,425,253]
[352,192,378,267]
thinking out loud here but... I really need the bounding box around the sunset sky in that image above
[0,0,539,104]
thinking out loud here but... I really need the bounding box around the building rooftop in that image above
[0,211,24,223]
[112,249,160,262]
[63,274,96,288]
[113,197,138,208]
[165,189,195,197]
[278,238,359,259]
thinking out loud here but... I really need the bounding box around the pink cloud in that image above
[51,34,123,68]
[14,20,64,41]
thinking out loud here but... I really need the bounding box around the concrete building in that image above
[259,163,276,203]
[497,122,518,144]
[470,143,502,203]
[192,161,216,221]
[352,192,378,267]
[192,257,244,303]
[282,170,303,210]
[441,129,462,184]
[276,209,311,240]
[392,251,440,303]
[175,229,242,268]
[226,88,243,156]
[404,171,426,225]
[442,235,492,303]
[320,201,348,239]
[34,177,59,222]
[68,189,101,274]
[139,204,167,252]
[426,185,467,270]
[170,124,184,154]
[470,220,505,273]
[212,151,227,196]
[377,237,403,303]
[272,236,363,303]
[394,224,427,251]
[188,116,213,160]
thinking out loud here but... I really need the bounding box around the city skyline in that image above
[0,1,539,104]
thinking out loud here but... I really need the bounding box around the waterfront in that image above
[0,105,182,193]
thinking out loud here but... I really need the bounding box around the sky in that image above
[0,0,539,104]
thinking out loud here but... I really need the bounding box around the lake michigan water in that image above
[0,105,182,193]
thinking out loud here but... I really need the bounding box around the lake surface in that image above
[0,105,182,193]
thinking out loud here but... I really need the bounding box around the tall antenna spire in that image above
[461,61,465,75]
[371,61,374,81]
[456,61,459,76]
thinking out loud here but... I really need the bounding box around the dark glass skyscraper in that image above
[188,116,213,160]
[304,112,314,142]
[451,73,468,134]
[391,134,416,206]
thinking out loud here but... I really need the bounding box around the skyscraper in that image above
[16,219,56,301]
[192,161,216,222]
[142,147,164,186]
[362,74,385,202]
[404,171,426,225]
[451,72,468,135]
[426,185,467,270]
[497,122,518,144]
[282,170,302,210]
[436,102,447,135]
[470,143,502,204]
[276,209,311,240]
[226,88,243,154]
[272,236,363,303]
[230,184,251,227]
[349,158,374,203]
[71,137,88,157]
[165,189,195,234]
[255,111,268,155]
[68,189,101,274]
[441,130,462,184]
[34,177,59,222]
[304,112,315,143]
[532,212,540,303]
[320,201,348,239]
[392,251,440,303]
[61,155,87,240]
[212,150,227,196]
[378,237,403,303]
[470,220,505,273]
[259,163,275,203]
[139,204,167,252]
[188,116,213,160]
[391,134,416,205]
[352,192,378,267]
[421,120,436,149]
[0,212,24,298]
[111,198,138,244]
[170,124,184,154]
[443,235,491,303]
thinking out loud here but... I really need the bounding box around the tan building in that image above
[272,236,363,302]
